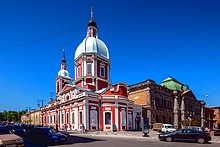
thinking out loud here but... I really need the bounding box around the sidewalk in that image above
[66,130,162,140]
[63,129,220,143]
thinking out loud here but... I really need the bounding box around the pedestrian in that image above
[64,124,67,132]
[82,124,85,133]
[56,123,58,132]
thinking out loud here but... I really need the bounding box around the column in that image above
[181,97,185,121]
[83,100,89,130]
[115,103,119,131]
[146,87,152,128]
[200,101,205,127]
[74,103,78,129]
[70,104,72,130]
[173,91,179,128]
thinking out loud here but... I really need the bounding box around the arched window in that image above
[66,95,69,101]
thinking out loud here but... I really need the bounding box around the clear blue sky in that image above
[0,0,219,112]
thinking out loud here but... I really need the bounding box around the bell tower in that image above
[74,7,110,91]
[56,49,72,96]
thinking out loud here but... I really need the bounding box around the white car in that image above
[161,124,176,133]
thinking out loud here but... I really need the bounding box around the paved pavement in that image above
[62,130,220,143]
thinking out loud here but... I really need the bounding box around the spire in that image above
[87,6,98,37]
[90,6,93,21]
[61,48,67,70]
[62,48,66,63]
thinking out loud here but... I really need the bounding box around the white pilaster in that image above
[115,103,119,131]
[83,100,89,130]
[74,103,78,129]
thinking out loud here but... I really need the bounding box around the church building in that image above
[41,10,142,131]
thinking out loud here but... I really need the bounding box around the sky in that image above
[0,0,219,112]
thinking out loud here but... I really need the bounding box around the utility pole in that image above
[37,99,44,126]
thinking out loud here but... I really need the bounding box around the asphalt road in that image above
[24,134,220,147]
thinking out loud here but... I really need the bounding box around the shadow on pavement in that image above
[24,133,106,147]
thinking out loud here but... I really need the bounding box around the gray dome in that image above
[74,36,109,60]
[58,69,70,77]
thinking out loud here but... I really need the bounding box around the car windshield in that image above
[166,126,174,128]
[0,127,11,134]
[11,125,22,129]
[43,128,57,133]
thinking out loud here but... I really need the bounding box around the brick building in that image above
[128,77,205,129]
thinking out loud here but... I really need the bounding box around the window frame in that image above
[87,63,92,75]
[100,66,105,77]
[105,112,111,125]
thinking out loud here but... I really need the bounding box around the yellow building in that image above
[21,109,42,125]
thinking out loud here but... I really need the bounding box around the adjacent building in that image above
[205,106,220,128]
[21,109,41,125]
[128,77,206,129]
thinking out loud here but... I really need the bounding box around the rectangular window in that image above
[66,113,69,124]
[100,66,105,77]
[61,114,64,124]
[79,112,83,124]
[77,66,80,77]
[105,112,111,125]
[87,63,92,74]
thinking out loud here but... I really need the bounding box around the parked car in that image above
[161,124,176,133]
[6,124,26,138]
[26,127,67,145]
[184,126,204,132]
[158,128,211,144]
[0,126,24,147]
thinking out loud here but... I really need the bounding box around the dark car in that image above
[6,125,26,138]
[26,127,67,145]
[158,128,211,144]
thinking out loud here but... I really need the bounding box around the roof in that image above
[161,76,188,92]
[74,37,109,59]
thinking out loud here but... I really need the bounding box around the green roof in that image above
[161,76,188,92]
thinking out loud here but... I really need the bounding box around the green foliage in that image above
[0,110,27,122]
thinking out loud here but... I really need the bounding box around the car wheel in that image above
[197,137,205,144]
[166,137,172,142]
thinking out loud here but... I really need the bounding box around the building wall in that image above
[128,79,204,129]
[21,110,41,125]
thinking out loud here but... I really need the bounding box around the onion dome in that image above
[58,49,70,77]
[74,7,109,60]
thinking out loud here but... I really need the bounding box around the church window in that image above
[121,111,126,125]
[100,66,105,77]
[61,114,64,124]
[79,112,83,124]
[87,63,92,74]
[66,95,69,101]
[105,112,111,125]
[66,113,69,124]
[77,66,80,77]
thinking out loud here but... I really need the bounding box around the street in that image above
[24,133,220,147]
